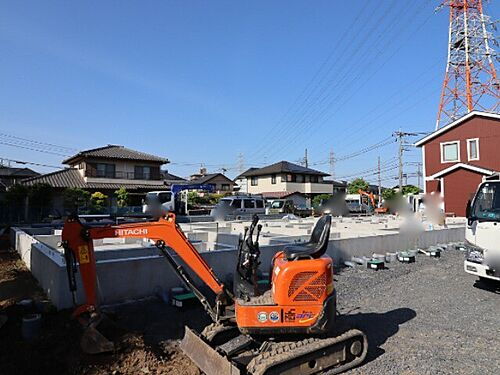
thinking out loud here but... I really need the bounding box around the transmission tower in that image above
[237,152,245,174]
[436,0,499,129]
[328,149,335,180]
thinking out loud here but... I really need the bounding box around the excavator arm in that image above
[61,213,231,339]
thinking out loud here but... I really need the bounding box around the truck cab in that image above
[143,191,175,216]
[464,174,500,283]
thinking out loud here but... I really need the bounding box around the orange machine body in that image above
[235,250,334,331]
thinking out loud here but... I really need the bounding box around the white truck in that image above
[464,174,500,283]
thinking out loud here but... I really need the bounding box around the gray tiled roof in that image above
[241,161,329,177]
[21,168,168,191]
[0,167,40,177]
[62,145,168,165]
[191,173,234,185]
[161,170,186,181]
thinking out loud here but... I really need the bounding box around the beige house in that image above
[239,161,336,206]
[22,145,171,212]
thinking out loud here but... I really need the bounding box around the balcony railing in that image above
[85,170,161,180]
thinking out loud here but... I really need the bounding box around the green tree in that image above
[5,184,28,223]
[114,187,129,208]
[28,183,53,220]
[90,192,108,212]
[63,188,91,213]
[402,185,421,195]
[313,194,332,208]
[347,178,369,194]
[382,188,397,201]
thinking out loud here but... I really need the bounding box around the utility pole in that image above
[377,156,382,207]
[417,162,422,189]
[394,131,423,191]
[329,149,335,180]
[304,148,309,168]
[396,131,404,191]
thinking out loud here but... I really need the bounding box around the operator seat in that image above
[283,215,332,260]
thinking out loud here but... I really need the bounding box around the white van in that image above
[210,196,265,217]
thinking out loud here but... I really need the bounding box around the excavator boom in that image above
[61,213,230,353]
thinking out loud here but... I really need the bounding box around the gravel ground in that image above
[335,248,500,375]
[2,243,499,374]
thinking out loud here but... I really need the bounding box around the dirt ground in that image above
[0,246,203,375]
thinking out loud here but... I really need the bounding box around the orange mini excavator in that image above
[61,213,367,375]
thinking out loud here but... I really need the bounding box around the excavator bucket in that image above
[80,320,115,354]
[180,327,240,375]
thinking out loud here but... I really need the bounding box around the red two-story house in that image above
[415,111,500,216]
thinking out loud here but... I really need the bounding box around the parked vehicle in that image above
[265,199,295,215]
[293,204,313,217]
[265,199,313,217]
[464,174,500,284]
[346,201,369,214]
[143,190,175,217]
[210,195,265,218]
[143,184,214,216]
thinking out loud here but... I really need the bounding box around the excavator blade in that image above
[80,322,115,354]
[180,326,241,375]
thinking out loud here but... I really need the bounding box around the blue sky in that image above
[0,1,498,187]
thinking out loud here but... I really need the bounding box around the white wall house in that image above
[238,161,336,206]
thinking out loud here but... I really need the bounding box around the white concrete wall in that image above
[11,225,465,310]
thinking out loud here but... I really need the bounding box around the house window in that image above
[96,163,115,178]
[440,141,460,163]
[296,174,304,183]
[467,138,479,161]
[271,174,276,184]
[251,176,258,186]
[310,175,319,183]
[135,166,151,180]
[221,184,230,191]
[285,174,297,182]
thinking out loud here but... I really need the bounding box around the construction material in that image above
[398,252,416,263]
[351,257,364,265]
[22,314,41,342]
[367,259,385,270]
[419,247,441,258]
[372,253,386,262]
[385,252,397,263]
[0,315,7,330]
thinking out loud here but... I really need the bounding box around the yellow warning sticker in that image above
[78,245,90,264]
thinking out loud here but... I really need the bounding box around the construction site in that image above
[1,0,500,374]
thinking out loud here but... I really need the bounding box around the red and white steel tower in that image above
[436,0,499,129]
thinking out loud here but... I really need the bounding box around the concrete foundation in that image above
[10,215,465,310]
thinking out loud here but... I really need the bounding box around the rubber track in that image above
[201,322,237,343]
[247,329,366,375]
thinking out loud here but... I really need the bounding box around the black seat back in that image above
[309,215,331,258]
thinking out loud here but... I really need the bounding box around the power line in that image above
[0,132,78,152]
[0,157,64,169]
[259,0,430,161]
[257,0,435,161]
[0,141,72,157]
[247,0,378,160]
